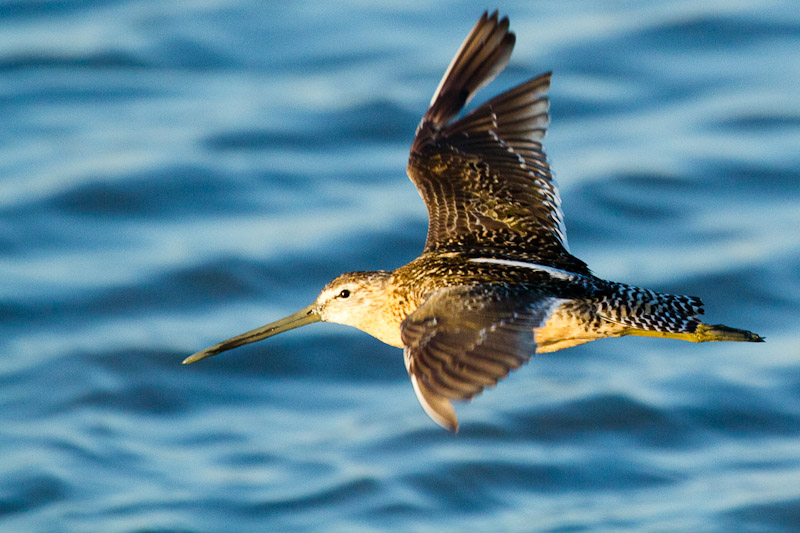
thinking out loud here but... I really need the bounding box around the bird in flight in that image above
[184,11,763,432]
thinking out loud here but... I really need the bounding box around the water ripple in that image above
[1,2,798,532]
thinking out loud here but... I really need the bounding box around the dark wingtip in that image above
[422,10,516,127]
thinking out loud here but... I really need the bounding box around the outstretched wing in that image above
[400,284,564,431]
[408,11,568,256]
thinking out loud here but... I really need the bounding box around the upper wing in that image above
[408,12,568,255]
[400,284,564,431]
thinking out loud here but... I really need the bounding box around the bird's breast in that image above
[353,291,420,349]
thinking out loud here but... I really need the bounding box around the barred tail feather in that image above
[598,284,764,343]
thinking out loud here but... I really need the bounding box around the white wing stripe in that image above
[468,258,576,280]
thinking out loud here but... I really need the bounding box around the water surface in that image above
[2,1,799,531]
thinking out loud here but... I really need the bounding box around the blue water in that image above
[2,1,799,531]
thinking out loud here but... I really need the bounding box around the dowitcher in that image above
[185,11,763,432]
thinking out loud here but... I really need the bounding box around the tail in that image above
[597,283,764,344]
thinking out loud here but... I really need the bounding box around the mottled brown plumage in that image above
[185,11,763,432]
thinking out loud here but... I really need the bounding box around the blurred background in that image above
[1,1,799,531]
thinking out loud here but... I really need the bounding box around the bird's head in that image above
[315,270,393,325]
[183,270,394,364]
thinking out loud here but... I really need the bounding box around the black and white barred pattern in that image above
[595,282,704,334]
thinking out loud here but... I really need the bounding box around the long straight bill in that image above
[182,303,320,364]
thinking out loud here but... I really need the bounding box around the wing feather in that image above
[400,284,562,431]
[408,12,571,258]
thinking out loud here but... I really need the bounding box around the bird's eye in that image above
[339,289,350,299]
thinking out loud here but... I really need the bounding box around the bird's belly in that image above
[534,299,623,353]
